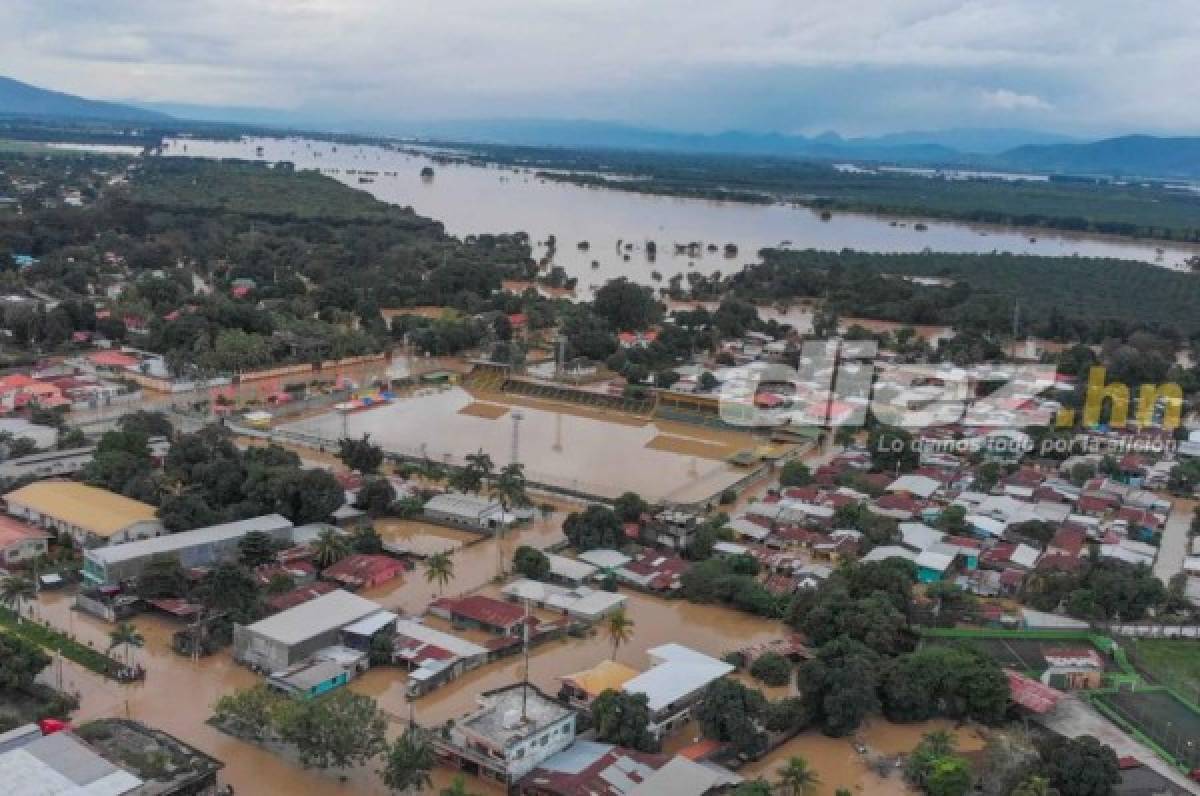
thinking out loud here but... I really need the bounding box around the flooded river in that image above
[161,136,1197,287]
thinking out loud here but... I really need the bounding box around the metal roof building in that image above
[83,514,294,586]
[233,589,383,673]
[0,725,142,796]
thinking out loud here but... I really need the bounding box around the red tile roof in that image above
[266,581,337,612]
[322,554,404,587]
[432,594,526,629]
[0,515,49,549]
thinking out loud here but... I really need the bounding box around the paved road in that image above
[1039,696,1199,793]
[1155,499,1194,584]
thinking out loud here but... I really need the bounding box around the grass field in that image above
[1132,639,1200,686]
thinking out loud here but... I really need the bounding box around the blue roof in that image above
[537,740,613,774]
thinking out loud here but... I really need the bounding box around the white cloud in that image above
[0,0,1196,134]
[979,88,1053,113]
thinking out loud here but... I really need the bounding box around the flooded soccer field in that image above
[278,386,754,503]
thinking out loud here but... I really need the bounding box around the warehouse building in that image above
[423,492,508,532]
[3,480,163,547]
[233,589,384,673]
[82,514,294,587]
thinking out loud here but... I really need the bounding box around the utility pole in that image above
[520,600,531,722]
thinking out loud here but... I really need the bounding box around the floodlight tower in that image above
[510,410,524,465]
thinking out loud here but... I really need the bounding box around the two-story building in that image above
[435,684,576,787]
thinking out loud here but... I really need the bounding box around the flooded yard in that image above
[738,718,987,795]
[278,386,751,503]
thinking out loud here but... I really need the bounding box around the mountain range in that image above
[0,76,168,123]
[2,75,1199,179]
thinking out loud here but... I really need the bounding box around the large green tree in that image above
[590,690,657,752]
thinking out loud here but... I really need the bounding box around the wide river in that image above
[161,136,1197,290]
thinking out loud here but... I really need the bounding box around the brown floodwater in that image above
[278,386,750,503]
[161,135,1199,286]
[738,718,987,795]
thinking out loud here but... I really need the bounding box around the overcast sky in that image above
[2,0,1197,137]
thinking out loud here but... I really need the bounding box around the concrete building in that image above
[0,719,223,796]
[619,644,734,739]
[4,480,163,548]
[0,515,49,566]
[233,589,384,673]
[423,492,508,532]
[82,514,294,587]
[435,683,576,786]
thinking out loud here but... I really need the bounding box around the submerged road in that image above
[1154,498,1194,584]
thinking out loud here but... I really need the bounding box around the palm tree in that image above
[491,462,530,577]
[605,607,634,661]
[423,552,455,596]
[312,527,351,568]
[380,727,435,794]
[107,622,145,668]
[777,755,820,796]
[0,575,36,623]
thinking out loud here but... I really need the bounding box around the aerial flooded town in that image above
[2,4,1200,796]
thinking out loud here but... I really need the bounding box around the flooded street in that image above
[161,136,1198,290]
[28,506,778,794]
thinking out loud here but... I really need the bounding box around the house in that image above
[321,553,405,590]
[1047,527,1087,558]
[615,552,690,594]
[620,644,734,738]
[267,645,368,698]
[0,515,49,566]
[543,553,598,586]
[898,522,945,553]
[423,492,508,532]
[266,581,338,613]
[0,416,59,448]
[392,617,490,697]
[0,377,65,415]
[233,589,384,673]
[83,514,294,587]
[915,549,955,583]
[4,480,163,548]
[517,741,741,796]
[577,549,632,572]
[431,594,529,636]
[516,741,664,796]
[435,683,576,785]
[558,660,641,710]
[503,579,627,622]
[886,474,942,500]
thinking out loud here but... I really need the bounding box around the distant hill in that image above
[0,76,171,123]
[997,134,1200,178]
[859,127,1079,155]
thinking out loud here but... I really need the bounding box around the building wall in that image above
[233,624,347,673]
[2,537,47,564]
[502,715,575,781]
